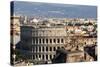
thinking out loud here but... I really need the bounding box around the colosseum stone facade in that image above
[20,25,67,62]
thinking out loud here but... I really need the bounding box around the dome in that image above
[32,18,39,23]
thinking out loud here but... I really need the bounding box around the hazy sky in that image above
[11,1,97,18]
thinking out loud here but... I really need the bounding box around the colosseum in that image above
[20,25,67,63]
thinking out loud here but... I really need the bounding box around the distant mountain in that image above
[12,1,97,18]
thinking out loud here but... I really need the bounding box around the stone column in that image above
[63,38,65,44]
[41,46,43,52]
[56,38,58,44]
[34,46,36,53]
[37,54,39,60]
[52,55,54,59]
[34,38,36,45]
[32,47,33,60]
[37,46,39,52]
[44,55,46,61]
[44,38,46,44]
[32,38,33,45]
[38,38,39,44]
[48,55,50,60]
[44,46,46,52]
[41,38,43,44]
[52,47,53,52]
[35,55,36,60]
[51,39,53,44]
[48,38,50,44]
[48,46,50,52]
[41,54,43,60]
[60,38,61,44]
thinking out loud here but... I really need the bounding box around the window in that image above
[39,55,41,58]
[50,39,52,43]
[53,39,56,43]
[46,39,48,43]
[36,46,37,52]
[61,47,64,48]
[42,55,44,60]
[57,39,60,43]
[61,39,64,43]
[46,47,48,51]
[32,47,34,52]
[50,55,52,59]
[57,47,60,49]
[54,47,56,51]
[32,38,35,44]
[43,39,44,44]
[50,47,52,51]
[54,55,55,58]
[42,47,44,51]
[36,38,38,44]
